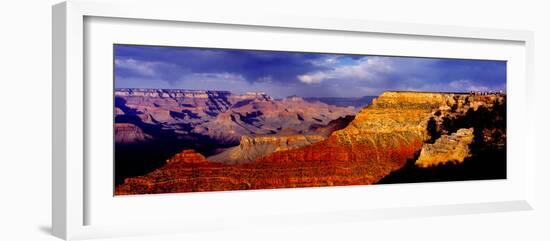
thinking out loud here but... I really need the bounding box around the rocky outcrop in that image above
[114,123,152,144]
[115,149,227,195]
[207,115,354,164]
[115,91,506,195]
[378,93,506,184]
[415,128,474,168]
[166,149,209,164]
[207,134,326,164]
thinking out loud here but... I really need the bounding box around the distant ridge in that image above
[115,88,232,93]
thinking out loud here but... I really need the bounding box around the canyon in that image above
[114,88,367,184]
[115,88,360,145]
[207,115,354,165]
[115,90,506,194]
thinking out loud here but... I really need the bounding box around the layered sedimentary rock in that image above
[207,115,354,164]
[415,128,474,168]
[115,149,225,194]
[378,94,506,183]
[114,88,365,185]
[115,91,506,195]
[114,123,152,144]
[114,88,266,130]
[166,149,210,164]
[115,88,358,145]
[207,134,326,164]
[252,92,451,183]
[192,95,357,144]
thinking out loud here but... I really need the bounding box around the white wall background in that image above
[0,0,547,240]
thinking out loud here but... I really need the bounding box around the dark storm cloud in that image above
[114,44,506,98]
[114,45,333,85]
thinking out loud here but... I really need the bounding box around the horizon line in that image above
[114,87,506,96]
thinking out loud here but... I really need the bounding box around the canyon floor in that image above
[113,89,506,195]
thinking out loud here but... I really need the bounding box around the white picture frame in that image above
[52,0,535,240]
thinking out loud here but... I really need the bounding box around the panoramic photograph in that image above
[113,44,507,195]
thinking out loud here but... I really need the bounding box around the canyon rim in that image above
[113,44,507,195]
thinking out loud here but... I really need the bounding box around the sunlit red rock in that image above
[166,149,209,164]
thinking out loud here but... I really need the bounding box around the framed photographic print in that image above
[113,44,508,195]
[52,0,535,240]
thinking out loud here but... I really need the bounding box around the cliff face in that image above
[252,92,452,182]
[207,134,326,165]
[166,149,210,164]
[115,88,357,145]
[378,92,506,184]
[415,128,474,168]
[192,95,357,144]
[207,115,354,165]
[114,123,152,144]
[115,149,226,194]
[115,91,506,195]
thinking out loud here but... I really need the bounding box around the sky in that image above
[114,44,506,98]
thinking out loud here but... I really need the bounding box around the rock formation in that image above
[115,91,506,195]
[114,123,152,144]
[114,88,365,185]
[415,128,474,168]
[115,88,359,145]
[166,149,210,164]
[207,134,326,165]
[207,115,354,164]
[251,92,451,181]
